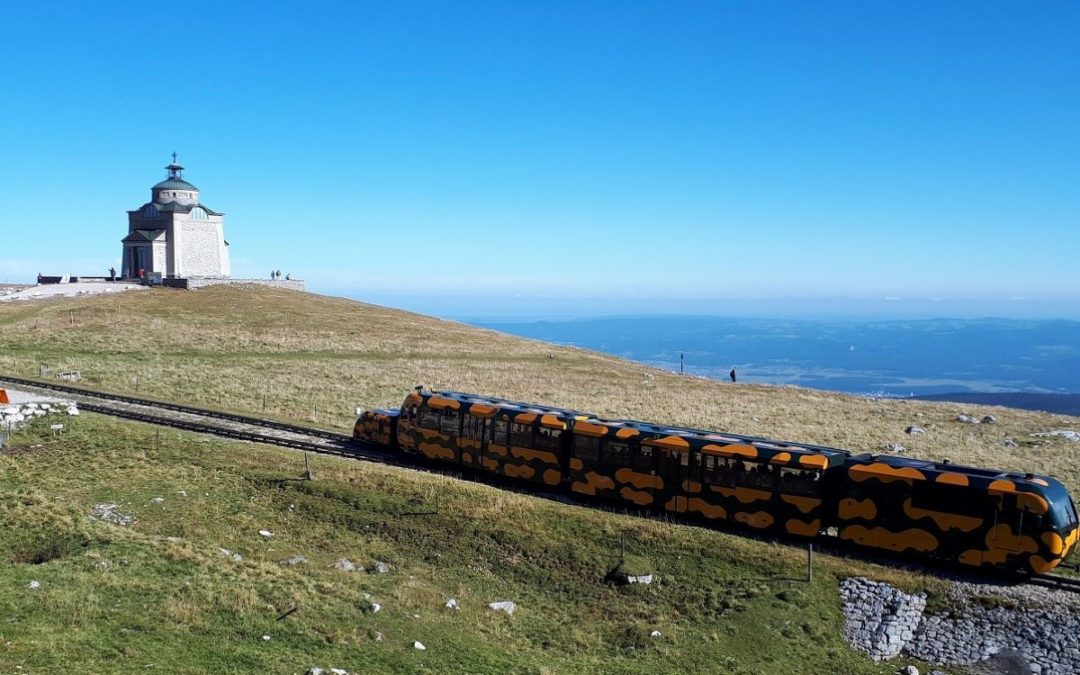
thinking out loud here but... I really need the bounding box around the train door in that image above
[397,400,421,453]
[657,446,689,514]
[460,413,489,470]
[991,494,1025,553]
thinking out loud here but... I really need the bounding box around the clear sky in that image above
[1,2,1078,318]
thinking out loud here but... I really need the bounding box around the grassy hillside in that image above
[1,286,1078,673]
[2,285,1078,489]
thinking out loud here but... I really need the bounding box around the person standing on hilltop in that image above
[729,368,737,383]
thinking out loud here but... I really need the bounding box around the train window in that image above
[702,454,719,484]
[420,406,440,429]
[463,415,485,441]
[535,427,561,451]
[573,434,600,461]
[492,418,509,446]
[511,422,533,447]
[912,483,988,518]
[777,467,821,496]
[633,444,653,472]
[739,462,777,489]
[604,441,631,467]
[440,409,459,435]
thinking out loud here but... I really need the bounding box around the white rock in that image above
[370,560,390,574]
[330,670,348,675]
[333,559,356,572]
[650,630,662,638]
[413,641,426,650]
[625,574,653,584]
[176,490,187,497]
[489,600,517,615]
[373,632,384,642]
[900,666,919,675]
[445,598,459,610]
[151,497,165,504]
[218,548,243,562]
[1032,430,1080,442]
[305,669,324,675]
[258,530,274,538]
[28,580,41,590]
[370,603,381,613]
[283,555,308,566]
[66,408,79,416]
[261,634,271,641]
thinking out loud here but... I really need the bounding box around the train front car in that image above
[838,455,1079,574]
[353,407,399,448]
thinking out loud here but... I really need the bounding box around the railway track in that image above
[1027,573,1080,594]
[0,374,397,465]
[4,373,1079,593]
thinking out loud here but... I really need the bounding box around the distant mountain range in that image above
[911,393,1080,416]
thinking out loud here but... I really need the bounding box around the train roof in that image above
[849,452,1068,499]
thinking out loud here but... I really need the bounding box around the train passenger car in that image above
[566,418,848,537]
[353,407,399,448]
[393,389,589,488]
[837,454,1080,574]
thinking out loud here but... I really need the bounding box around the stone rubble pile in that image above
[840,576,1080,674]
[1,400,79,433]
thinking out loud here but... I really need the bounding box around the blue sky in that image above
[1,1,1078,318]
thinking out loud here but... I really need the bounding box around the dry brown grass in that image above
[2,284,1078,491]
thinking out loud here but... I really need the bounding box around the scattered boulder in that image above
[261,634,271,641]
[650,630,662,638]
[980,415,996,424]
[883,443,907,454]
[489,600,517,615]
[258,530,274,538]
[218,548,243,562]
[369,560,390,574]
[445,598,459,610]
[413,641,426,651]
[90,503,135,526]
[358,600,382,614]
[899,666,919,675]
[333,559,357,572]
[1031,430,1080,443]
[28,580,41,590]
[954,415,979,424]
[1000,439,1019,448]
[150,497,165,504]
[905,426,926,435]
[282,555,308,566]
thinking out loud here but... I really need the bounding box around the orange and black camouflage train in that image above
[355,388,1079,575]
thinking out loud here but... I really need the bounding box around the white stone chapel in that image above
[121,155,230,279]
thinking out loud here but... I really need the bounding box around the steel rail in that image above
[1027,573,1080,594]
[0,374,349,441]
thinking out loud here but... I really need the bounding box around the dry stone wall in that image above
[840,576,1080,674]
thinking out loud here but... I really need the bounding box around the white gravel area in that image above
[0,281,146,302]
[1,388,71,405]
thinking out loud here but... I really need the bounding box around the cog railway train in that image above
[355,388,1079,575]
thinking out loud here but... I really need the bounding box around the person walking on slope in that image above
[729,368,737,383]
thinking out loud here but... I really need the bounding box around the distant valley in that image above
[474,316,1080,412]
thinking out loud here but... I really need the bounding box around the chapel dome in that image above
[151,155,200,204]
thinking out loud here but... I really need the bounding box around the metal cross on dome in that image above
[171,151,178,163]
